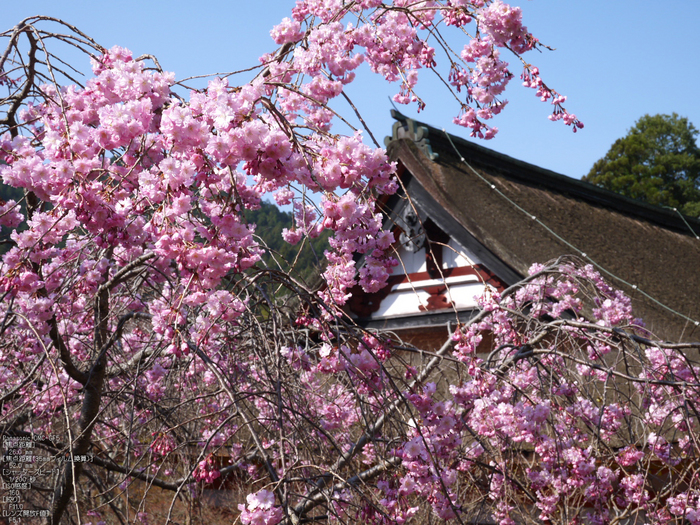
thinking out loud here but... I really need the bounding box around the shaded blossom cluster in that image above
[388,259,699,525]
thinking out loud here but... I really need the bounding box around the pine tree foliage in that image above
[584,113,700,217]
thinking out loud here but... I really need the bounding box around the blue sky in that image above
[4,1,700,179]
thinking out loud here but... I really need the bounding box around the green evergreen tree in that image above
[583,113,700,217]
[0,181,23,203]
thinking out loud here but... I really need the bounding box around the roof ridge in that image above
[385,110,700,237]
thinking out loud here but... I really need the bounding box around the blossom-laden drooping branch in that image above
[0,5,679,525]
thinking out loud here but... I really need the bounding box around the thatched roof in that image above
[383,111,700,342]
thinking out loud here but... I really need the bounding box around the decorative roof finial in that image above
[385,109,438,160]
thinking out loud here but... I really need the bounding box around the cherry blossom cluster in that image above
[522,66,584,131]
[238,490,284,525]
[268,0,580,141]
[193,455,222,484]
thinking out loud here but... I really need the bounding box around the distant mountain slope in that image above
[246,200,330,283]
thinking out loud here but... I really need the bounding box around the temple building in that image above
[347,111,700,349]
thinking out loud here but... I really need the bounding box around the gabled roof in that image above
[380,110,700,342]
